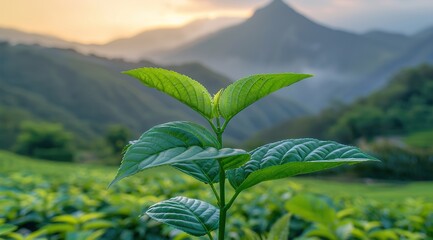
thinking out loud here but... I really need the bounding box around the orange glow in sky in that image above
[1,0,433,44]
[0,0,252,44]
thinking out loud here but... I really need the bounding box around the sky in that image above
[1,0,433,44]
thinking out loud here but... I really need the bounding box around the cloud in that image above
[173,0,268,15]
[179,0,266,10]
[288,0,433,34]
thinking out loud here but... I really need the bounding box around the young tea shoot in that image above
[110,68,378,239]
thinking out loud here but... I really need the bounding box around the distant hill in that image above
[163,0,433,111]
[344,26,433,100]
[3,0,432,112]
[0,28,80,48]
[0,42,306,147]
[167,0,395,73]
[249,64,433,147]
[86,18,243,61]
[362,30,411,49]
[0,17,242,61]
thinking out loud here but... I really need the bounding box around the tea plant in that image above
[110,68,378,239]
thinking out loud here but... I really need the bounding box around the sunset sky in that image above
[1,0,433,44]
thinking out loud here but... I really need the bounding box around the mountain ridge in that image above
[248,64,433,147]
[0,42,307,146]
[162,0,433,111]
[0,17,242,61]
[2,0,433,112]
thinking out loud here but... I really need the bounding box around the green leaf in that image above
[110,121,248,186]
[82,220,115,230]
[285,194,336,225]
[368,229,399,240]
[86,230,106,240]
[305,225,338,240]
[243,229,262,240]
[52,215,79,225]
[123,68,213,119]
[146,196,219,237]
[40,223,75,234]
[172,160,220,184]
[66,230,105,240]
[228,138,378,191]
[267,213,291,240]
[218,73,312,121]
[212,89,223,118]
[78,213,105,223]
[24,228,49,240]
[0,224,17,236]
[219,154,250,170]
[172,154,250,184]
[336,223,353,240]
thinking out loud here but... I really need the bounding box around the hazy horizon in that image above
[1,0,433,44]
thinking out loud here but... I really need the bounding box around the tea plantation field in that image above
[1,150,432,239]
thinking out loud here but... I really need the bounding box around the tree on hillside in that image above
[14,122,74,161]
[105,124,131,155]
[0,107,33,149]
[328,64,433,143]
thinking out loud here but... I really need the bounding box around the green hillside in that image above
[0,42,306,150]
[251,64,433,146]
[246,65,433,180]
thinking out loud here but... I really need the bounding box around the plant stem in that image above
[216,118,223,147]
[218,161,226,240]
[224,191,240,211]
[215,119,226,240]
[210,183,220,206]
[206,118,219,135]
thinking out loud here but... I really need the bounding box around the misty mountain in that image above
[3,0,433,112]
[249,64,433,147]
[85,18,243,61]
[344,25,433,100]
[163,0,433,111]
[0,18,242,61]
[0,28,80,49]
[404,28,433,64]
[362,30,411,49]
[0,42,306,144]
[167,0,396,72]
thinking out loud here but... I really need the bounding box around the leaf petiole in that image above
[210,182,220,207]
[224,191,240,212]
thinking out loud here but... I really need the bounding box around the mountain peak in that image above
[269,0,287,7]
[262,0,296,12]
[250,0,312,24]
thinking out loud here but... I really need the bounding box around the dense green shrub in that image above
[104,124,132,155]
[13,122,74,161]
[353,143,433,180]
[0,152,431,239]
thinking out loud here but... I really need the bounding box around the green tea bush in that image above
[1,157,431,239]
[353,143,433,180]
[109,68,378,239]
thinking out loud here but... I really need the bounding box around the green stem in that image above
[218,161,226,240]
[210,183,220,206]
[206,118,218,135]
[216,118,223,147]
[215,119,226,240]
[221,118,230,133]
[224,191,240,211]
[207,232,213,240]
